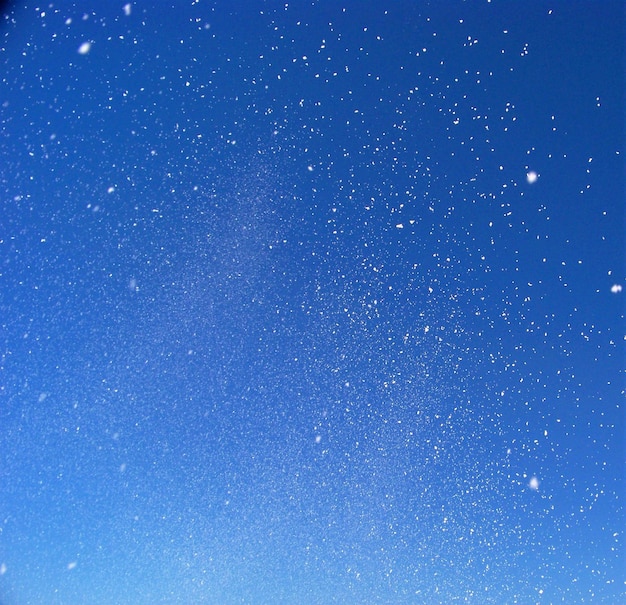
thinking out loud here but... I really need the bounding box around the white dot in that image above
[526,171,538,184]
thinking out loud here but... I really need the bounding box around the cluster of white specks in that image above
[0,2,622,604]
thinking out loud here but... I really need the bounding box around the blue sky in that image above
[0,2,624,603]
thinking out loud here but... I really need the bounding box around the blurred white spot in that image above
[529,476,540,490]
[120,463,127,473]
[396,223,404,229]
[77,41,92,55]
[526,171,538,184]
[67,561,77,571]
[123,3,132,16]
[0,563,6,575]
[610,284,622,293]
[315,435,322,444]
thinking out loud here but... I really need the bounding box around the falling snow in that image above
[0,2,623,604]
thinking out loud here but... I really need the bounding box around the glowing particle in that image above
[526,171,538,184]
[77,41,92,55]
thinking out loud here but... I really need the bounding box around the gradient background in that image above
[0,1,624,603]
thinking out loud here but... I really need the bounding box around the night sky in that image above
[0,2,624,604]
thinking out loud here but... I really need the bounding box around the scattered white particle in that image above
[396,223,404,229]
[307,165,314,172]
[77,41,92,55]
[0,563,6,575]
[610,284,622,293]
[67,561,77,571]
[120,463,127,473]
[107,186,115,194]
[529,476,540,490]
[526,171,538,184]
[123,3,132,16]
[315,435,322,444]
[38,393,47,403]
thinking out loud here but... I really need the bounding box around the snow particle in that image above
[77,41,92,55]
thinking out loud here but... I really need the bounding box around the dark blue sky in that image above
[0,2,624,603]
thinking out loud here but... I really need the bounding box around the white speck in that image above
[526,171,538,184]
[77,41,92,55]
[529,476,540,490]
[0,563,6,575]
[67,561,77,571]
[396,223,404,229]
[610,284,622,293]
[107,186,115,194]
[307,165,314,172]
[315,435,322,444]
[123,3,132,16]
